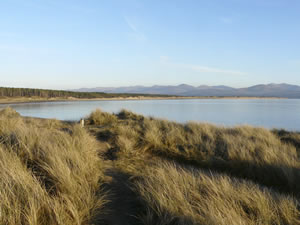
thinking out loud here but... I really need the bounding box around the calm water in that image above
[1,99,300,131]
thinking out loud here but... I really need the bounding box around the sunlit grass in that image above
[0,108,106,225]
[1,107,299,225]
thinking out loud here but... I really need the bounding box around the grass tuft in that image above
[134,162,300,225]
[88,109,117,126]
[2,107,300,225]
[0,108,106,225]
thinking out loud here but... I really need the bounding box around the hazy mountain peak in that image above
[71,83,300,98]
[178,83,193,87]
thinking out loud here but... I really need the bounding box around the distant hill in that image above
[72,83,300,98]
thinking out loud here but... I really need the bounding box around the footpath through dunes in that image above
[1,107,300,225]
[88,109,300,196]
[86,109,300,225]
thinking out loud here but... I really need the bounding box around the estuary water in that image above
[1,99,300,131]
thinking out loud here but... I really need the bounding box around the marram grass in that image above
[0,108,106,225]
[86,109,300,225]
[1,107,300,225]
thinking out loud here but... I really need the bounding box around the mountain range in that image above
[72,83,300,98]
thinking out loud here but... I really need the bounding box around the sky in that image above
[0,0,300,89]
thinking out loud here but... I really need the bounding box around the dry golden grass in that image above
[87,109,300,196]
[2,107,300,225]
[134,162,300,225]
[0,108,106,225]
[88,109,117,126]
[273,129,300,158]
[84,109,300,224]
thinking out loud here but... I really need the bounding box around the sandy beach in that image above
[0,96,286,105]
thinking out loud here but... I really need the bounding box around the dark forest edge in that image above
[0,86,173,99]
[0,87,287,105]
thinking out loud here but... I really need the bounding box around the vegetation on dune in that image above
[87,109,300,197]
[134,162,300,225]
[88,109,118,126]
[273,129,300,157]
[85,109,300,224]
[0,108,106,225]
[1,107,300,225]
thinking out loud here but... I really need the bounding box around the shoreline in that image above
[0,96,287,105]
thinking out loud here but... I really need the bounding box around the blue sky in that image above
[0,0,300,89]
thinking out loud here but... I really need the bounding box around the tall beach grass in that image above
[0,108,106,225]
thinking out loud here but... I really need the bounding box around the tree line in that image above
[0,87,170,98]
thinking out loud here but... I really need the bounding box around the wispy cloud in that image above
[124,16,147,42]
[160,56,169,63]
[182,64,245,75]
[160,56,245,76]
[14,0,95,13]
[0,32,17,38]
[289,59,300,66]
[0,45,53,54]
[125,16,138,32]
[0,45,28,52]
[220,17,233,24]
